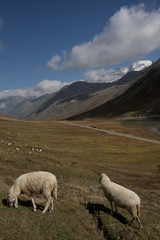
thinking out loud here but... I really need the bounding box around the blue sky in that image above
[0,0,160,98]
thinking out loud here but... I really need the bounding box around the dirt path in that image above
[61,121,160,145]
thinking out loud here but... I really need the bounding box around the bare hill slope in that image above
[68,59,160,120]
[27,71,140,120]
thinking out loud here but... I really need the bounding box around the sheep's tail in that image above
[136,204,140,217]
[52,182,57,200]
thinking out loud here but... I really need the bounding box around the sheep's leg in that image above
[130,216,134,224]
[42,199,51,214]
[114,203,118,213]
[128,207,136,226]
[14,197,18,208]
[30,197,37,212]
[110,201,114,215]
[53,185,57,200]
[129,216,141,227]
[48,199,54,213]
[129,207,143,228]
[135,216,143,229]
[136,205,143,228]
[42,192,52,214]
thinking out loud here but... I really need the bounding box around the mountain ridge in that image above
[0,59,154,119]
[27,70,141,120]
[67,59,160,120]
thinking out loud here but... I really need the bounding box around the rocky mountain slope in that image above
[0,60,151,119]
[27,71,141,120]
[68,59,160,120]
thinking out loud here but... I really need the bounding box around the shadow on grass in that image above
[83,202,129,239]
[85,202,143,240]
[2,198,44,211]
[85,202,128,225]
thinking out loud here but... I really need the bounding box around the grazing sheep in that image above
[7,171,57,214]
[99,173,142,228]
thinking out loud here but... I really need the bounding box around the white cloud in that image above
[33,80,69,94]
[47,4,160,70]
[129,60,152,71]
[46,55,62,70]
[0,80,70,99]
[84,68,129,83]
[83,59,152,83]
[0,103,6,109]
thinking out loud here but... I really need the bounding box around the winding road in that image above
[61,121,160,145]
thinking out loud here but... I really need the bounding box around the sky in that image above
[0,0,160,99]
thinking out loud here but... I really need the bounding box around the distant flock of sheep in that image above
[7,171,142,228]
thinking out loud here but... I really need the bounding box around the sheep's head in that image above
[99,173,110,184]
[7,195,16,207]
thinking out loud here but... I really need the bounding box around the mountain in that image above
[27,71,141,120]
[84,60,152,83]
[67,59,160,120]
[0,94,49,118]
[0,96,24,116]
[129,60,152,72]
[0,59,152,119]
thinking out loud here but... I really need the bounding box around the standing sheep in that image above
[7,171,57,214]
[99,173,142,228]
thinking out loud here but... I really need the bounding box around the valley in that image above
[1,2,160,239]
[0,116,160,239]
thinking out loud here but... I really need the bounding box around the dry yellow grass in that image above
[0,116,160,239]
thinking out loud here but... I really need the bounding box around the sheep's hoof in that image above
[33,209,37,212]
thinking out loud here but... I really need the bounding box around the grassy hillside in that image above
[0,117,160,239]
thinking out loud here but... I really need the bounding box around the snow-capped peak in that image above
[84,60,152,84]
[129,60,152,72]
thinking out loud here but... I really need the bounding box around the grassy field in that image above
[0,116,160,240]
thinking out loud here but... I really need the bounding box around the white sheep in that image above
[99,173,142,228]
[7,171,57,214]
